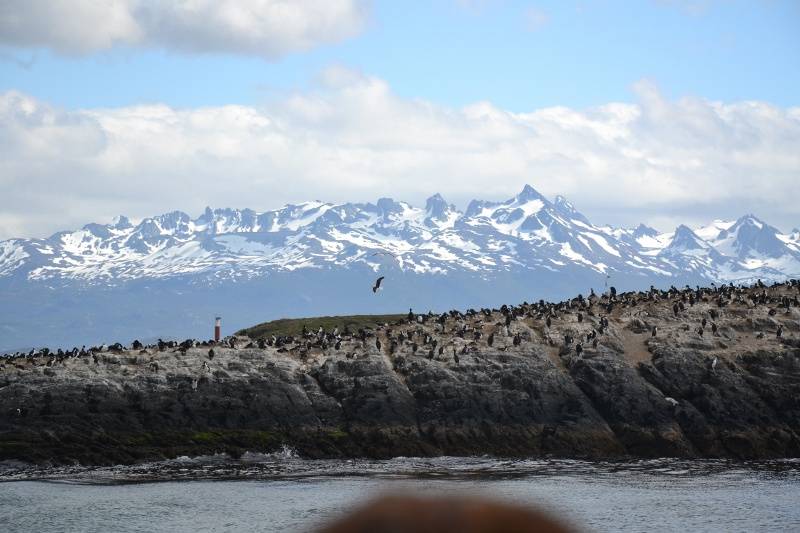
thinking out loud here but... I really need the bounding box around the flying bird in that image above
[372,276,385,293]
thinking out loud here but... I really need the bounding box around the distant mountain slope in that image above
[1,185,797,350]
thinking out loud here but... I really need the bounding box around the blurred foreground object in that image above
[317,495,575,533]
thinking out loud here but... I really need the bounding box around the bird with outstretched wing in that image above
[372,276,385,293]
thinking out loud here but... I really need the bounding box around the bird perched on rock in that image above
[651,326,658,337]
[372,276,385,293]
[776,325,783,338]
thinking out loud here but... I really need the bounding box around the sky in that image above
[0,0,798,239]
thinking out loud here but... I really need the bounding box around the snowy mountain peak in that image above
[695,219,735,241]
[553,195,574,213]
[553,194,590,225]
[111,215,132,229]
[425,193,447,215]
[464,199,495,218]
[376,197,402,215]
[633,223,659,239]
[199,206,214,222]
[663,225,709,253]
[516,183,546,202]
[424,193,458,228]
[716,214,788,259]
[738,214,765,227]
[461,186,553,238]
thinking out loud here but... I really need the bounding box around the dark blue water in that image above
[2,455,799,532]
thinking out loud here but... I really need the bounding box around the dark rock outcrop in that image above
[2,282,799,465]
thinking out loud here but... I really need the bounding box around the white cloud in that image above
[0,0,369,58]
[1,71,798,239]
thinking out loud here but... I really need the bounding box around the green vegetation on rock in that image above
[238,314,406,339]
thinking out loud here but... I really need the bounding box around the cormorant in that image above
[372,276,385,293]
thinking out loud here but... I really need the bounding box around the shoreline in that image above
[3,454,800,484]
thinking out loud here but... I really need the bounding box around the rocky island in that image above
[1,281,799,466]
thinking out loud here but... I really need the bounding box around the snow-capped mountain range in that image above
[2,184,798,284]
[1,184,798,350]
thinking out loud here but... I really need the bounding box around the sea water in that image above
[1,455,798,532]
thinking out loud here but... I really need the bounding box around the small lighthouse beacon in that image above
[214,317,222,342]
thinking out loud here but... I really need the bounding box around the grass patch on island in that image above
[238,314,406,340]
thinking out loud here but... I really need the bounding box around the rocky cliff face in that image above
[1,282,799,465]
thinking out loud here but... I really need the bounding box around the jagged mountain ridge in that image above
[0,184,798,351]
[2,184,798,284]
